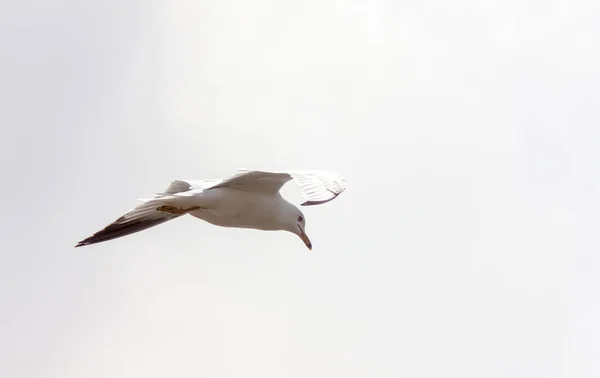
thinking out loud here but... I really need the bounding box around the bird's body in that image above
[75,169,346,249]
[186,188,295,231]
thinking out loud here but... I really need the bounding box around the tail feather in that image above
[155,180,192,196]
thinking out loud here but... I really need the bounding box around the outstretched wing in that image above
[75,178,204,248]
[210,169,346,206]
[287,170,347,206]
[209,170,292,193]
[75,200,183,247]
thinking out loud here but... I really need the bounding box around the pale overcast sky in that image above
[1,0,599,377]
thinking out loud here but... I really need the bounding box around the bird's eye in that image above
[298,216,303,222]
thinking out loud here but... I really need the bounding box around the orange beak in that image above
[298,226,312,250]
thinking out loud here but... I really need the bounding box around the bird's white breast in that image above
[188,188,287,231]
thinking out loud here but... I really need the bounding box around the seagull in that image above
[75,169,346,250]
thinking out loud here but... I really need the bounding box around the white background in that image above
[1,0,598,377]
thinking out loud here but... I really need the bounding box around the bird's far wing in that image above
[204,169,346,205]
[208,169,293,194]
[286,170,347,206]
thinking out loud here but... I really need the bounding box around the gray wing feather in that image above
[208,169,346,205]
[75,200,182,248]
[288,170,347,206]
[209,170,292,193]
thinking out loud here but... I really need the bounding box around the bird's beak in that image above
[298,226,312,250]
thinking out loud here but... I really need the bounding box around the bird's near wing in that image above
[75,180,200,248]
[210,169,346,206]
[74,200,183,247]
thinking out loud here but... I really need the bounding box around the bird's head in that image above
[286,208,312,250]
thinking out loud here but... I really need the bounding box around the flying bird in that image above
[75,169,346,250]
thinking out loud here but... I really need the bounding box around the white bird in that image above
[75,169,346,250]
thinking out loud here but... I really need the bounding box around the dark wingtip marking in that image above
[74,217,171,248]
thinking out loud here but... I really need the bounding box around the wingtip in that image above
[300,188,345,206]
